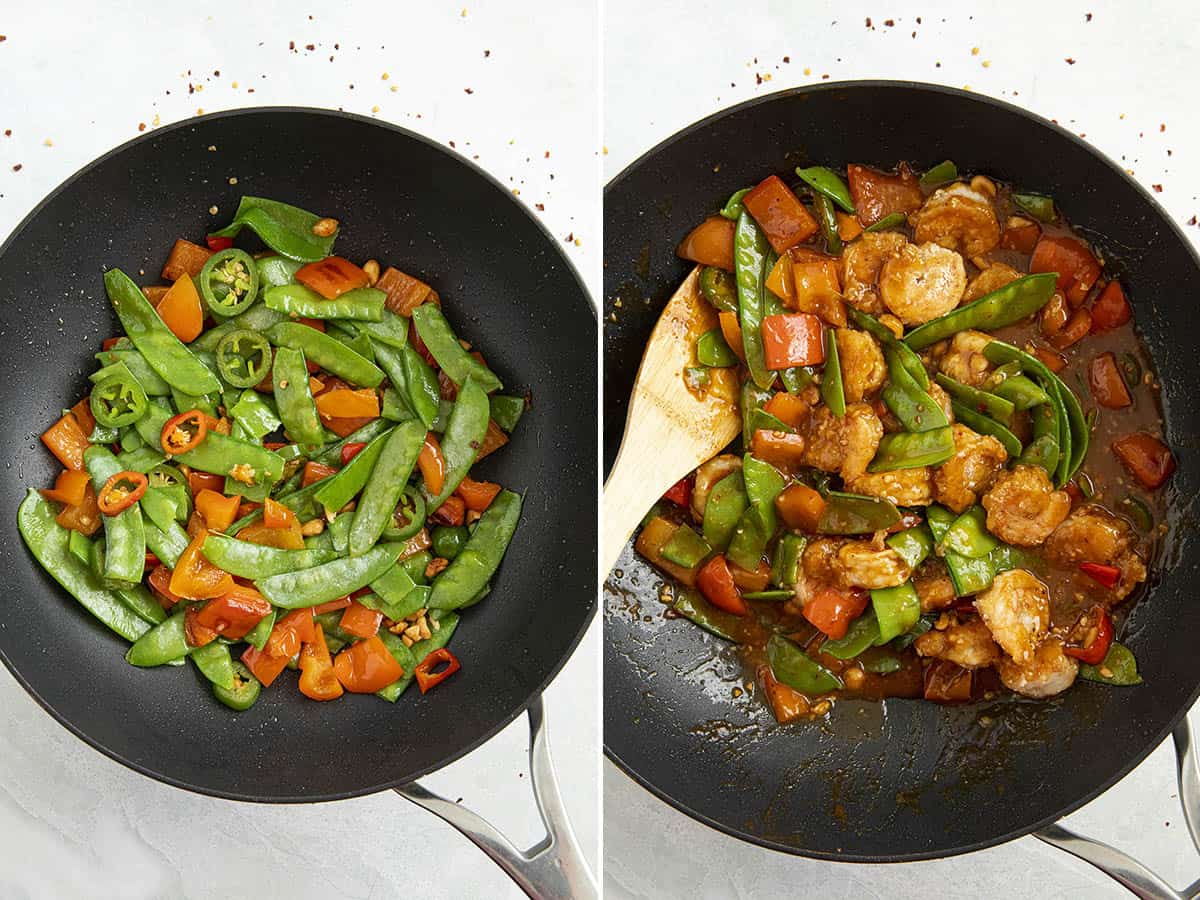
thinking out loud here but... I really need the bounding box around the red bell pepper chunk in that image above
[414,648,462,694]
[242,644,291,688]
[696,554,748,616]
[1078,562,1121,590]
[101,336,122,352]
[205,235,234,252]
[195,584,272,640]
[41,469,91,507]
[311,597,352,615]
[340,441,368,464]
[332,634,404,693]
[1112,432,1176,490]
[802,586,869,640]
[1030,235,1102,305]
[662,476,693,509]
[1088,352,1132,409]
[740,175,819,254]
[761,313,825,370]
[339,601,383,639]
[265,609,316,660]
[1091,281,1132,332]
[1064,605,1114,665]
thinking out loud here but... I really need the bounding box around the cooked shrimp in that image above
[845,467,932,506]
[932,424,1008,513]
[910,182,1001,258]
[840,231,906,315]
[835,328,887,403]
[997,638,1079,698]
[915,617,1001,669]
[981,465,1072,547]
[932,329,995,387]
[878,242,967,326]
[801,402,883,481]
[974,569,1050,664]
[962,261,1021,302]
[835,540,912,589]
[1045,504,1149,602]
[913,560,956,612]
[690,453,741,523]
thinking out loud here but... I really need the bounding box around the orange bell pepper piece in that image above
[298,624,344,701]
[696,554,748,616]
[333,634,404,693]
[69,397,96,441]
[750,429,807,473]
[775,483,827,532]
[741,175,819,253]
[314,388,379,419]
[155,274,204,342]
[302,461,339,487]
[676,216,736,270]
[311,596,351,615]
[432,495,466,527]
[417,433,447,495]
[169,531,235,600]
[237,520,306,550]
[339,600,383,639]
[455,476,501,512]
[195,489,241,533]
[803,586,869,640]
[377,266,435,317]
[187,470,225,496]
[761,313,825,370]
[184,606,219,648]
[266,609,316,661]
[262,497,301,530]
[295,256,369,300]
[242,644,291,688]
[42,413,91,471]
[763,393,810,430]
[41,469,91,507]
[54,482,101,536]
[476,420,509,461]
[148,565,184,608]
[195,584,272,640]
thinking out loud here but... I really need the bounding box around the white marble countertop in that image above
[0,2,598,897]
[603,0,1200,897]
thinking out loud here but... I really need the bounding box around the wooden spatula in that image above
[602,266,741,578]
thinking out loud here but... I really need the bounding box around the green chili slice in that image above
[699,266,739,313]
[919,160,957,187]
[199,248,260,318]
[90,373,149,428]
[216,328,273,388]
[383,485,428,541]
[1012,193,1057,223]
[213,661,263,710]
[864,212,908,233]
[720,187,753,220]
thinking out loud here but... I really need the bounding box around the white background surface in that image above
[0,2,599,898]
[604,1,1200,898]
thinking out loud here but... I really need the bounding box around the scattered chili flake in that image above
[289,40,295,50]
[535,203,545,211]
[1188,216,1197,226]
[464,87,474,94]
[565,232,574,243]
[883,18,894,26]
[1152,184,1163,193]
[1065,58,1076,65]
[3,129,10,137]
[11,163,21,172]
[1086,12,1093,20]
[138,123,146,132]
[484,49,491,57]
[305,43,315,51]
[783,55,790,63]
[865,16,872,26]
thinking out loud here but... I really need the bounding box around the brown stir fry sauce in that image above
[638,162,1174,723]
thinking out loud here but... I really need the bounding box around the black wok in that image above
[604,82,1200,865]
[0,107,596,891]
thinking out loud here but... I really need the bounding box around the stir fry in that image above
[22,196,526,710]
[643,161,1174,721]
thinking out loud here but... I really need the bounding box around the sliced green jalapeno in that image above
[698,266,739,313]
[213,661,263,710]
[199,248,260,317]
[216,329,273,388]
[383,485,428,541]
[90,372,149,428]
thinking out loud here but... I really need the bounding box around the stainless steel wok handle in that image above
[1034,716,1200,900]
[393,696,597,900]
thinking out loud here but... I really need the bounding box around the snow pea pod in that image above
[256,255,304,289]
[244,610,276,652]
[771,534,806,588]
[882,345,947,433]
[919,160,957,187]
[229,390,282,441]
[734,212,774,390]
[743,453,785,534]
[673,589,753,642]
[872,583,921,643]
[272,346,325,446]
[201,533,340,578]
[847,308,930,387]
[696,329,738,367]
[258,543,403,609]
[818,491,901,534]
[726,508,769,571]
[143,519,189,568]
[661,525,711,569]
[116,446,166,473]
[794,166,855,213]
[934,373,1016,426]
[864,212,908,233]
[939,506,999,559]
[1019,403,1061,474]
[191,641,236,691]
[990,373,1050,410]
[869,425,955,472]
[903,273,1058,350]
[126,609,191,667]
[207,196,336,263]
[886,525,933,569]
[137,405,285,486]
[17,491,150,642]
[740,381,774,447]
[265,284,386,321]
[350,310,409,349]
[94,348,173,396]
[370,564,422,619]
[1012,193,1057,223]
[427,490,522,610]
[813,193,842,255]
[84,446,146,586]
[489,395,525,432]
[373,340,439,428]
[702,471,748,551]
[140,486,177,535]
[427,378,490,508]
[313,427,393,512]
[820,327,846,416]
[411,305,504,393]
[113,581,167,626]
[267,322,384,387]
[720,187,753,221]
[191,304,288,353]
[104,268,220,396]
[822,609,882,659]
[951,401,1023,458]
[349,421,426,556]
[767,633,843,693]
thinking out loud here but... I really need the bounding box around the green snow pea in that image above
[400,551,433,586]
[1012,193,1057,223]
[258,543,404,609]
[951,401,1023,458]
[229,390,282,441]
[660,524,712,569]
[698,266,739,313]
[726,508,769,571]
[374,340,439,428]
[271,346,325,446]
[431,525,470,561]
[868,425,955,472]
[143,519,189,568]
[119,428,144,453]
[927,508,997,595]
[191,640,236,691]
[200,533,340,578]
[88,539,164,625]
[313,427,392,512]
[935,373,1015,427]
[207,196,337,262]
[328,513,352,552]
[1080,641,1142,686]
[893,614,936,650]
[125,610,191,667]
[1019,402,1062,474]
[872,583,922,642]
[425,379,490,508]
[886,524,933,569]
[427,490,522,610]
[104,268,221,396]
[136,405,285,486]
[734,212,774,390]
[213,661,263,710]
[743,453,786,534]
[820,327,846,416]
[374,630,421,702]
[411,305,503,393]
[771,534,806,589]
[265,284,386,321]
[864,212,908,233]
[697,329,739,367]
[94,349,173,396]
[88,422,120,444]
[702,471,748,551]
[216,329,273,389]
[740,381,774,446]
[767,633,843,694]
[779,365,815,394]
[822,609,882,659]
[348,309,409,349]
[84,446,146,586]
[794,166,855,213]
[199,248,260,318]
[489,394,526,432]
[267,322,384,387]
[673,589,753,642]
[813,193,842,255]
[882,345,947,433]
[376,613,460,702]
[380,387,413,422]
[116,446,166,473]
[903,273,1058,350]
[742,589,792,600]
[939,506,998,558]
[720,187,753,221]
[67,529,93,565]
[191,304,288,354]
[370,563,421,618]
[256,255,304,289]
[310,418,392,466]
[990,374,1050,410]
[847,308,929,385]
[18,492,150,641]
[919,160,957,187]
[818,491,901,534]
[140,487,178,535]
[244,610,277,652]
[349,421,426,556]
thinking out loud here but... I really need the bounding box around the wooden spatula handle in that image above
[601,433,690,580]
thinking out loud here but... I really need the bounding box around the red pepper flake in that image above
[305,43,315,51]
[535,203,545,211]
[484,49,491,57]
[865,16,872,26]
[11,163,21,172]
[288,40,295,50]
[1188,216,1198,226]
[1065,57,1076,65]
[1152,184,1163,193]
[464,87,474,94]
[1085,12,1093,20]
[783,55,790,63]
[138,123,146,132]
[884,18,895,26]
[3,129,10,137]
[565,232,574,243]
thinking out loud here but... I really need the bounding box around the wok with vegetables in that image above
[22,195,527,711]
[644,158,1171,718]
